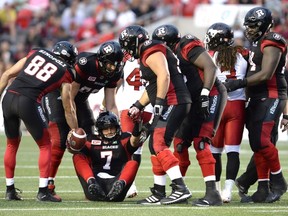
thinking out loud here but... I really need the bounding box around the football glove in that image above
[128,100,144,122]
[224,78,247,92]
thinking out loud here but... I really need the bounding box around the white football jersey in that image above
[116,60,153,113]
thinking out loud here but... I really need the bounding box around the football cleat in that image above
[88,178,106,200]
[48,180,62,201]
[221,188,232,203]
[266,174,287,203]
[137,187,166,205]
[107,180,125,201]
[160,183,192,205]
[235,179,249,198]
[5,188,23,201]
[126,182,138,198]
[193,189,223,206]
[37,190,61,202]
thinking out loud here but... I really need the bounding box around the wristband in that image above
[201,88,210,96]
[133,100,145,110]
[155,97,165,105]
[283,114,288,120]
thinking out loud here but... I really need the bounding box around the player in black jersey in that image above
[42,41,124,200]
[224,7,287,203]
[119,25,192,205]
[0,41,78,202]
[69,111,145,201]
[152,24,227,206]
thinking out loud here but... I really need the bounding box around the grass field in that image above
[0,134,287,216]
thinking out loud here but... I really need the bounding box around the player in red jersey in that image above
[42,41,124,200]
[224,7,287,203]
[71,111,146,201]
[0,41,79,202]
[119,25,192,205]
[116,58,153,198]
[152,24,227,206]
[204,22,248,203]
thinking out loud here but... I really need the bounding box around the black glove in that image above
[198,95,210,119]
[224,78,247,92]
[154,97,165,116]
[128,100,145,122]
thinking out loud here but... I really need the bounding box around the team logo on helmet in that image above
[155,27,167,37]
[120,29,128,40]
[143,40,152,46]
[79,57,87,65]
[102,44,114,54]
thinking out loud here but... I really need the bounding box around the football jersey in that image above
[74,52,123,102]
[87,132,134,176]
[116,59,153,112]
[212,50,248,101]
[139,40,191,106]
[7,48,75,103]
[247,32,287,99]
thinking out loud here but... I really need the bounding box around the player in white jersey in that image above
[116,58,153,198]
[204,22,248,203]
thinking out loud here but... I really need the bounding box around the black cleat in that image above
[5,188,23,201]
[137,187,166,205]
[251,184,269,203]
[48,180,62,201]
[160,183,191,205]
[87,178,106,200]
[37,190,61,202]
[193,189,223,206]
[266,174,287,203]
[235,179,249,199]
[107,180,125,201]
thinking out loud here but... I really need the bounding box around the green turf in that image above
[0,134,287,216]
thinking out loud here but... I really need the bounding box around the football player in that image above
[70,111,145,201]
[42,41,124,200]
[152,24,227,206]
[0,41,79,202]
[119,25,192,205]
[224,6,287,203]
[204,22,248,203]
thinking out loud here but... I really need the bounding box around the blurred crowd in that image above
[0,0,288,78]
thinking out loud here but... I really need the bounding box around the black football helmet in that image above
[97,41,124,78]
[204,22,234,50]
[118,25,149,59]
[243,7,273,42]
[52,41,78,65]
[96,111,121,142]
[152,24,181,50]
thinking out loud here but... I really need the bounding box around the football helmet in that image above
[118,25,149,59]
[52,41,78,65]
[96,111,121,142]
[204,22,234,50]
[97,41,124,78]
[152,24,181,50]
[243,7,273,42]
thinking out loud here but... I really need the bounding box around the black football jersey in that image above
[86,133,134,176]
[74,52,123,102]
[175,34,221,100]
[139,40,191,106]
[7,48,75,103]
[247,32,287,99]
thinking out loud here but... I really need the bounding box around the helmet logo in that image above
[255,9,265,18]
[273,33,281,40]
[155,27,167,37]
[185,34,195,39]
[61,49,70,57]
[102,44,114,54]
[79,57,87,65]
[143,40,152,46]
[207,29,223,38]
[120,29,128,40]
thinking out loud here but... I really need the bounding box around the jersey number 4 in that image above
[126,68,142,91]
[24,55,58,82]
